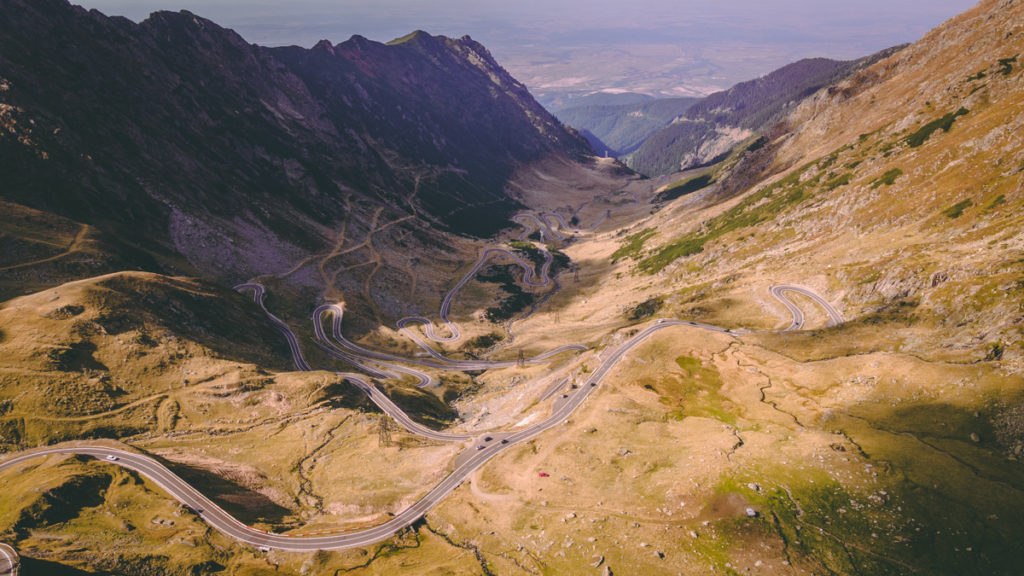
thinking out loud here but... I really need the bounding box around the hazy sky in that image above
[75,0,980,101]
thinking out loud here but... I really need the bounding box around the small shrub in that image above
[942,199,974,219]
[746,136,768,152]
[628,297,664,320]
[871,168,903,188]
[823,173,852,191]
[906,108,969,148]
[998,55,1018,76]
[986,342,1005,361]
[987,194,1006,210]
[467,333,502,349]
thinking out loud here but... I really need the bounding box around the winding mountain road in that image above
[769,284,844,330]
[396,246,553,344]
[0,316,734,552]
[234,283,312,371]
[0,543,17,576]
[1,194,844,555]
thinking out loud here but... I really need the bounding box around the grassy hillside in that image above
[1,1,1022,574]
[0,272,312,447]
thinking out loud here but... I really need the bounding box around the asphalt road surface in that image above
[0,317,724,552]
[4,242,842,554]
[769,284,844,330]
[0,543,17,576]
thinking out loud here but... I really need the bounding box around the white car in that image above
[105,455,118,461]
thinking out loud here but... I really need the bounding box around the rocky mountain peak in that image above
[0,0,592,283]
[312,39,336,54]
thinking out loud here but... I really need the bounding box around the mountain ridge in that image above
[0,0,591,287]
[624,49,905,176]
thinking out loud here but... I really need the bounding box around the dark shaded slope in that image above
[0,0,590,282]
[272,31,591,236]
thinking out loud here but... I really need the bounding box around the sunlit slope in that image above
[0,272,327,446]
[622,0,1023,362]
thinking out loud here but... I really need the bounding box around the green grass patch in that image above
[611,228,655,262]
[906,108,969,148]
[966,70,987,81]
[986,194,1006,210]
[652,356,735,425]
[872,168,903,188]
[942,199,973,219]
[509,241,545,270]
[656,173,714,202]
[639,160,820,273]
[476,265,536,321]
[823,173,852,191]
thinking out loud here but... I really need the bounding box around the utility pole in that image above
[573,264,580,283]
[377,414,392,448]
[516,349,526,368]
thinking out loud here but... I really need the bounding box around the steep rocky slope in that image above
[0,0,590,286]
[628,0,1023,362]
[3,1,1024,575]
[626,51,903,176]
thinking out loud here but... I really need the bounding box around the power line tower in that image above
[377,414,392,448]
[516,349,526,368]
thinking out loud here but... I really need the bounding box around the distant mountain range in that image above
[555,49,905,177]
[553,96,699,157]
[625,50,906,176]
[0,0,590,287]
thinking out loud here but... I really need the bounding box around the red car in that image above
[538,472,550,477]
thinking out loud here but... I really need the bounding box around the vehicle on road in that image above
[484,436,493,442]
[501,439,509,444]
[476,445,486,451]
[105,455,118,461]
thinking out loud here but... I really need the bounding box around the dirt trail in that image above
[0,223,90,272]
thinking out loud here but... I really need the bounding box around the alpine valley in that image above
[0,0,1022,575]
